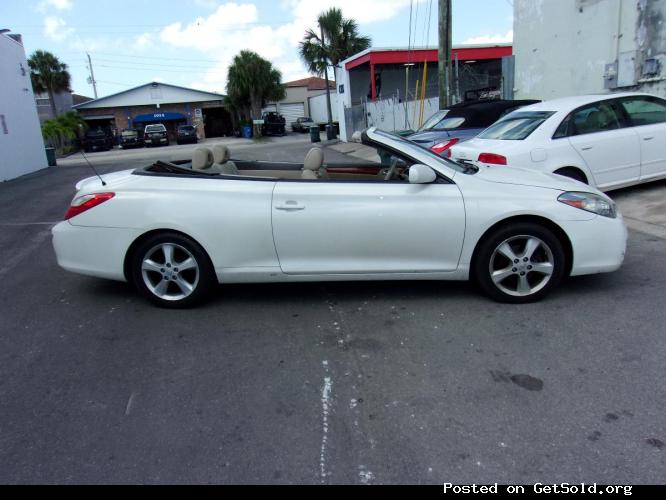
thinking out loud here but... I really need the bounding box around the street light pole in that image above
[87,52,98,99]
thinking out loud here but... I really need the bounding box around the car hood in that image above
[75,168,136,192]
[471,163,591,192]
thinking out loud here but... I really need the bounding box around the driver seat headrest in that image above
[192,147,214,170]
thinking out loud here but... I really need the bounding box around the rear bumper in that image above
[564,214,628,276]
[52,222,140,282]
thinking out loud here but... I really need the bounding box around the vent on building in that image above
[643,58,660,77]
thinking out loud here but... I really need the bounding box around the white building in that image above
[514,0,666,99]
[0,33,48,182]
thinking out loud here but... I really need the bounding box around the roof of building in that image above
[285,77,336,91]
[74,82,225,110]
[72,94,93,105]
[341,43,513,70]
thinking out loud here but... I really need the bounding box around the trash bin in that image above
[242,125,253,139]
[309,125,321,143]
[325,124,336,141]
[45,147,57,167]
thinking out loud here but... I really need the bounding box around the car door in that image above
[271,179,466,275]
[619,95,666,181]
[566,99,641,188]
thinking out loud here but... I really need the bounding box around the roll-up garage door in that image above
[279,102,306,131]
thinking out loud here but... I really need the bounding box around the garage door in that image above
[279,102,306,131]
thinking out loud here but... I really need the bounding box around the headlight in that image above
[558,191,617,218]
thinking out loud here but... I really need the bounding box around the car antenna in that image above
[80,149,106,186]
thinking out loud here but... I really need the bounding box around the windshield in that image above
[419,110,449,130]
[477,111,555,140]
[371,129,475,174]
[121,130,137,137]
[179,126,195,131]
[146,125,165,132]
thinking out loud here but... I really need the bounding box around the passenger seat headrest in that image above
[303,148,324,171]
[212,144,230,165]
[192,147,214,170]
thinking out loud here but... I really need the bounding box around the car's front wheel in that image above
[131,232,216,308]
[473,223,565,303]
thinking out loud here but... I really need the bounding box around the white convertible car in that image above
[52,128,627,307]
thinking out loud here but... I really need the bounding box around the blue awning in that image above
[133,112,187,123]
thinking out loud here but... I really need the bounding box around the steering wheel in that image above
[384,157,399,181]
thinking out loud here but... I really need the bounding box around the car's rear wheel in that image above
[131,232,216,308]
[473,223,565,303]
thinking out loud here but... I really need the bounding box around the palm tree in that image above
[226,50,286,122]
[28,50,72,119]
[299,8,371,81]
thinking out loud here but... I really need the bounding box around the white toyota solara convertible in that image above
[52,128,627,308]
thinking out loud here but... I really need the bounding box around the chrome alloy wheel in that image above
[141,243,200,301]
[488,235,555,297]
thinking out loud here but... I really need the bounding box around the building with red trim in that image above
[334,44,513,140]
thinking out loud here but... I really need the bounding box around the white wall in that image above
[0,34,48,182]
[514,0,666,99]
[366,96,439,132]
[308,93,339,123]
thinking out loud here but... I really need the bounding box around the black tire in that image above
[130,232,216,308]
[473,222,566,304]
[554,167,588,184]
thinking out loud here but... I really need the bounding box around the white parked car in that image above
[450,93,666,191]
[52,128,627,308]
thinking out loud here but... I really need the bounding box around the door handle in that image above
[581,145,593,151]
[643,136,654,141]
[275,200,305,211]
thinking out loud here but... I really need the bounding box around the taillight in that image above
[431,138,460,154]
[478,153,507,165]
[64,192,115,220]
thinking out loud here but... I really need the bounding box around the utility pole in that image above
[438,0,452,109]
[87,52,98,99]
[320,23,333,126]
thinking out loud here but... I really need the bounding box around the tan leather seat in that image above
[192,147,214,171]
[302,148,326,180]
[211,144,239,175]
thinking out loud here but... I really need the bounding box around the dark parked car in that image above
[261,112,286,136]
[120,129,144,149]
[408,99,541,156]
[144,123,169,147]
[176,124,198,145]
[83,128,114,152]
[291,117,315,132]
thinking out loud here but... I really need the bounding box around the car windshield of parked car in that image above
[121,130,137,137]
[373,129,475,174]
[146,125,165,133]
[477,111,555,140]
[419,110,449,130]
[179,126,195,131]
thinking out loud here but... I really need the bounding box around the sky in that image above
[2,0,514,98]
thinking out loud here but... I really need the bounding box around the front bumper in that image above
[52,222,141,282]
[564,213,628,276]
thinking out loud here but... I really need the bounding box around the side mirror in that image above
[409,164,437,184]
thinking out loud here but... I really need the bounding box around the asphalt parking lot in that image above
[1,136,665,484]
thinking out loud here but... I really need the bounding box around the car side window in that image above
[621,97,666,126]
[570,101,623,136]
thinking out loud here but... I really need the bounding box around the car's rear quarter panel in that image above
[69,174,280,276]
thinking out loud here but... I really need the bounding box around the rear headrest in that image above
[192,147,214,170]
[303,148,324,171]
[212,144,230,164]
